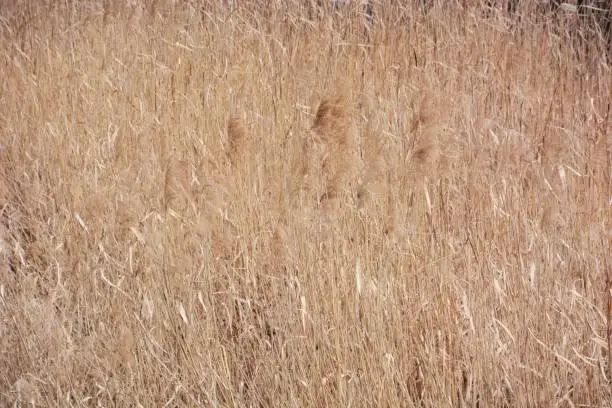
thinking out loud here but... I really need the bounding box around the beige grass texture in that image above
[1,1,611,406]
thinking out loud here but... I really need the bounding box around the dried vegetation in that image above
[0,1,611,406]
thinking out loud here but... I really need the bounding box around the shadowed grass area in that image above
[0,1,610,406]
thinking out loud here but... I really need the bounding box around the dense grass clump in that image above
[0,1,610,406]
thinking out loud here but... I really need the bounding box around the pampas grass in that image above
[408,92,442,177]
[312,95,350,147]
[227,115,248,168]
[311,94,358,211]
[1,1,610,406]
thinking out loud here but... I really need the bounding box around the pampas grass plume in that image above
[227,115,247,167]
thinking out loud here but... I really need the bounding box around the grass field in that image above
[1,1,611,406]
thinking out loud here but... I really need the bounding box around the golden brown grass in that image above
[1,1,611,406]
[227,115,248,168]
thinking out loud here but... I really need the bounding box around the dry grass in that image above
[1,1,611,406]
